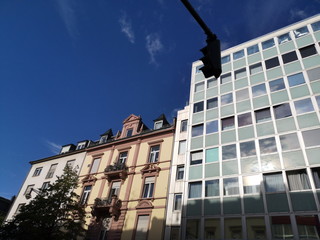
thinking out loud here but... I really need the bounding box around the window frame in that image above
[148,145,160,163]
[33,167,43,177]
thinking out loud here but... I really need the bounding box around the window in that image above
[180,120,188,132]
[246,217,266,240]
[271,216,293,239]
[223,177,239,196]
[282,51,298,64]
[235,68,246,79]
[188,181,202,198]
[66,160,75,169]
[225,218,242,239]
[221,116,234,130]
[236,88,249,101]
[255,108,271,123]
[273,103,292,119]
[192,124,203,137]
[154,121,163,129]
[286,170,311,191]
[206,148,219,163]
[312,21,320,31]
[221,55,230,64]
[296,215,320,239]
[205,219,221,239]
[190,151,203,165]
[278,33,291,44]
[269,78,285,92]
[205,179,219,197]
[108,181,121,201]
[194,82,204,92]
[178,140,186,155]
[302,129,320,147]
[264,173,285,192]
[41,181,50,190]
[316,96,320,108]
[238,112,252,127]
[262,39,275,49]
[265,57,280,69]
[186,219,200,239]
[294,26,309,38]
[170,227,180,240]
[299,44,317,58]
[135,215,150,240]
[24,184,34,196]
[222,144,237,160]
[221,93,233,105]
[221,73,232,84]
[193,101,204,113]
[207,97,218,109]
[249,63,262,75]
[142,177,155,198]
[80,185,92,205]
[247,44,259,55]
[149,145,160,163]
[294,98,314,114]
[46,164,57,179]
[174,194,182,210]
[280,133,300,151]
[207,78,217,88]
[243,175,260,194]
[206,120,218,134]
[240,141,256,157]
[252,83,266,97]
[288,72,305,87]
[33,167,42,177]
[126,128,133,137]
[76,142,86,150]
[233,49,244,60]
[312,168,320,188]
[118,152,128,164]
[307,67,320,82]
[90,158,101,174]
[176,165,184,180]
[259,137,277,154]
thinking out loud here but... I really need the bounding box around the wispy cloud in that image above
[119,11,135,44]
[45,140,61,155]
[145,33,164,65]
[290,9,307,21]
[56,0,79,39]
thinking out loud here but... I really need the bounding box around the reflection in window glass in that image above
[299,44,317,58]
[307,67,320,82]
[288,72,305,87]
[269,78,285,92]
[221,55,230,64]
[188,182,202,198]
[240,141,256,157]
[186,219,200,239]
[207,78,217,88]
[273,103,292,119]
[255,108,271,123]
[302,129,320,147]
[235,68,246,79]
[206,148,219,163]
[265,57,280,69]
[236,88,249,101]
[246,217,266,240]
[252,83,266,97]
[191,151,203,165]
[205,219,221,240]
[312,168,320,189]
[178,140,186,155]
[223,178,239,196]
[271,216,293,239]
[222,116,234,130]
[294,98,314,114]
[207,97,218,109]
[278,33,291,44]
[174,194,182,210]
[233,50,244,60]
[206,120,218,134]
[312,21,320,31]
[282,51,298,64]
[192,124,203,137]
[205,180,219,197]
[294,26,309,38]
[249,63,262,75]
[221,93,233,105]
[225,218,242,239]
[243,175,260,194]
[222,144,237,160]
[280,133,300,151]
[259,137,277,154]
[247,44,259,55]
[296,215,320,239]
[221,73,232,84]
[193,101,204,113]
[286,169,311,190]
[262,39,275,49]
[238,112,252,127]
[316,96,320,108]
[180,120,188,132]
[194,82,204,92]
[264,173,285,192]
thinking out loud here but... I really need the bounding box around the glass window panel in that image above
[192,124,203,137]
[193,101,204,113]
[238,112,252,127]
[247,44,259,55]
[312,21,320,31]
[221,93,233,105]
[294,26,309,38]
[296,215,320,239]
[265,57,280,69]
[246,217,266,240]
[186,219,200,239]
[207,97,218,109]
[205,219,221,240]
[222,144,237,160]
[273,103,292,119]
[188,182,202,198]
[194,82,204,92]
[294,98,314,114]
[271,216,293,239]
[206,148,219,163]
[170,227,180,240]
[181,120,188,132]
[240,141,256,157]
[288,72,305,87]
[236,88,249,101]
[312,168,320,189]
[223,178,239,196]
[178,140,186,154]
[269,78,285,92]
[233,50,244,60]
[225,218,242,239]
[249,63,262,75]
[206,120,218,134]
[316,96,320,108]
[207,78,217,88]
[221,55,230,64]
[299,44,317,58]
[252,83,266,97]
[255,108,271,123]
[307,67,320,82]
[262,39,275,49]
[259,137,277,154]
[278,33,291,44]
[282,51,298,64]
[235,68,246,79]
[174,194,182,210]
[264,173,285,192]
[176,165,184,180]
[221,73,232,84]
[243,175,261,194]
[302,129,320,147]
[191,151,203,165]
[280,133,300,151]
[205,179,219,197]
[286,169,311,191]
[222,116,234,130]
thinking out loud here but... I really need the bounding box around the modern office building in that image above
[165,14,320,239]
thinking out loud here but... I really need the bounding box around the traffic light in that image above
[199,38,222,79]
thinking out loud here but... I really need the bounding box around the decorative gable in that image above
[117,114,147,139]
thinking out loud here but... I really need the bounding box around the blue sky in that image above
[0,0,319,199]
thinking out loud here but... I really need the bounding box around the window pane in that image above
[280,133,300,151]
[178,140,186,154]
[181,120,188,132]
[194,82,204,92]
[286,170,311,190]
[223,178,239,195]
[135,215,150,240]
[207,78,217,88]
[174,194,182,210]
[259,137,277,154]
[247,44,259,55]
[222,144,237,160]
[246,217,266,240]
[192,124,203,137]
[235,68,246,79]
[264,173,285,192]
[221,73,232,84]
[189,182,202,198]
[221,93,233,105]
[288,72,305,87]
[205,180,219,197]
[296,216,320,239]
[193,101,204,113]
[249,63,262,75]
[205,219,221,239]
[302,129,320,147]
[262,39,275,49]
[186,219,200,239]
[221,55,230,64]
[238,112,252,127]
[206,148,219,163]
[243,175,260,194]
[278,33,291,44]
[207,97,218,109]
[206,120,218,134]
[233,50,244,60]
[299,44,317,58]
[252,83,266,97]
[236,88,249,101]
[265,57,280,69]
[294,26,309,38]
[273,103,292,119]
[191,151,203,165]
[282,51,298,64]
[176,166,184,180]
[271,216,293,239]
[312,21,320,31]
[307,67,320,82]
[294,98,314,114]
[255,108,271,123]
[269,78,285,92]
[312,168,320,188]
[222,116,234,130]
[316,96,320,108]
[240,141,256,157]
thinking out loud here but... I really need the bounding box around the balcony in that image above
[91,195,122,220]
[104,162,128,182]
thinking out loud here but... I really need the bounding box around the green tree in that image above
[0,166,86,240]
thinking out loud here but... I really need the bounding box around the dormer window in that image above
[100,136,107,144]
[126,129,133,137]
[154,121,163,130]
[76,143,86,150]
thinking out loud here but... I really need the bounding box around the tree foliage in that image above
[0,166,86,240]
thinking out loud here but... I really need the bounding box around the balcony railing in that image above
[91,195,122,220]
[104,162,128,182]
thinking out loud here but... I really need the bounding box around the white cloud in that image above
[56,0,79,39]
[145,33,164,65]
[119,12,135,44]
[45,140,61,155]
[290,9,307,20]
